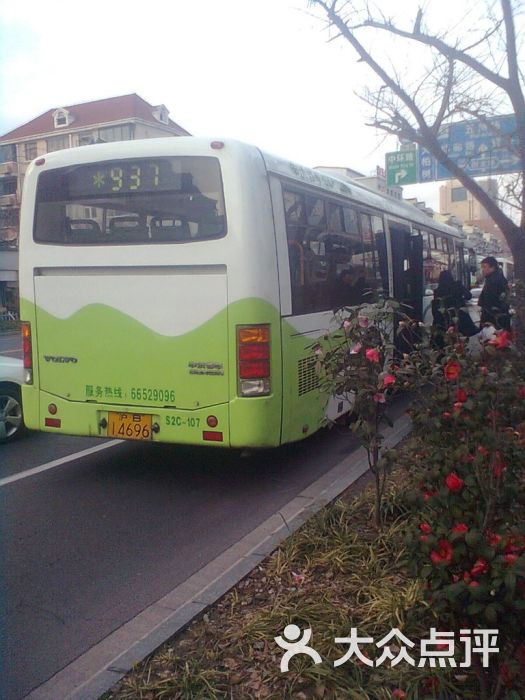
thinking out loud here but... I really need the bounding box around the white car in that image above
[0,355,25,443]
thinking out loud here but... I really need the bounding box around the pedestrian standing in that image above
[478,256,510,331]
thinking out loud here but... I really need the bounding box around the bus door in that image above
[389,221,423,320]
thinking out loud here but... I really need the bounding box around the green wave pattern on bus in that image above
[21,296,330,447]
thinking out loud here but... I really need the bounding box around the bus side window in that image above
[372,215,389,297]
[358,213,380,302]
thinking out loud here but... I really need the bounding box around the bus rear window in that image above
[34,156,226,245]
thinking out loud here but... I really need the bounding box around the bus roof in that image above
[260,149,462,239]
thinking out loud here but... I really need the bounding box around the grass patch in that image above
[103,446,482,699]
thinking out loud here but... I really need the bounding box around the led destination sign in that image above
[68,159,188,196]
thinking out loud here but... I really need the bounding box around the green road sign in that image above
[386,150,417,186]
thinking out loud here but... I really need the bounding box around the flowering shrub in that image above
[316,300,409,527]
[400,326,525,697]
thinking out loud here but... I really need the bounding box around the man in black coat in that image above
[478,256,511,331]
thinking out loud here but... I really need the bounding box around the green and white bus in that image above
[19,137,469,448]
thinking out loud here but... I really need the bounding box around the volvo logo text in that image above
[44,356,78,364]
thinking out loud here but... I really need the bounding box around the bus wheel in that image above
[0,383,26,444]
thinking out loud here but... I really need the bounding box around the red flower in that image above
[419,523,432,534]
[486,531,502,547]
[492,451,506,478]
[505,553,518,566]
[430,539,453,565]
[518,386,525,399]
[470,558,489,578]
[456,388,468,403]
[383,374,396,388]
[504,535,525,555]
[442,411,452,419]
[453,402,463,413]
[452,523,469,534]
[445,472,464,493]
[469,581,480,587]
[423,490,437,501]
[477,445,490,457]
[480,365,489,375]
[392,690,406,699]
[444,361,461,381]
[365,348,380,363]
[488,330,511,349]
[373,392,386,404]
[420,535,429,543]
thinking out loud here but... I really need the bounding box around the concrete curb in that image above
[24,414,411,700]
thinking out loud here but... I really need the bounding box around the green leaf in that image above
[467,602,484,615]
[484,604,499,623]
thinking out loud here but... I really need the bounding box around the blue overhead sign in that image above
[388,115,521,184]
[421,115,521,180]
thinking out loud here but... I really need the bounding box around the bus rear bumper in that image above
[32,391,232,447]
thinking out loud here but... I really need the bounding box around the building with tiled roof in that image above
[0,94,190,313]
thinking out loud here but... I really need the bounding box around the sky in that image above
[0,0,500,210]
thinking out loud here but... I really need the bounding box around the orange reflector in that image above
[238,326,270,344]
[206,415,219,428]
[203,430,223,442]
[48,404,58,415]
[45,418,61,428]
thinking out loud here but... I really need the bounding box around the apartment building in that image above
[0,93,190,311]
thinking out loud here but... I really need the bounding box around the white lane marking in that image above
[0,348,21,355]
[0,440,122,487]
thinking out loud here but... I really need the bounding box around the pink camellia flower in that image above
[453,402,463,413]
[343,319,352,330]
[373,392,386,404]
[504,554,518,566]
[358,316,369,328]
[486,531,502,547]
[313,344,323,357]
[452,523,469,534]
[488,330,511,349]
[442,411,452,419]
[349,343,362,354]
[419,523,432,534]
[470,558,489,578]
[478,445,490,457]
[444,360,461,381]
[469,581,480,588]
[383,374,396,388]
[492,451,507,478]
[445,472,464,493]
[392,689,406,699]
[456,388,468,403]
[365,348,380,363]
[430,539,453,565]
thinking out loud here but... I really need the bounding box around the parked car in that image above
[0,355,25,443]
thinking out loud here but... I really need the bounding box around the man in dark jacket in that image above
[478,256,510,331]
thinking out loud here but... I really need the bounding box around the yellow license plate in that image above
[108,412,152,441]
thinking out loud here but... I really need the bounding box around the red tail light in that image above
[237,325,271,396]
[21,322,33,384]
